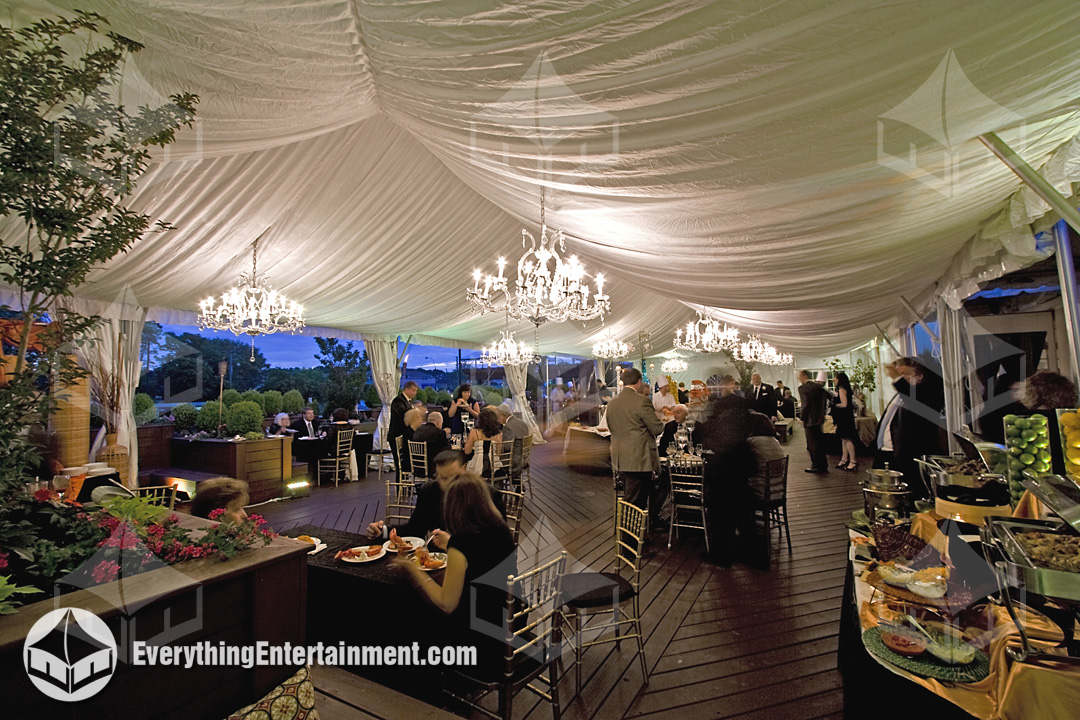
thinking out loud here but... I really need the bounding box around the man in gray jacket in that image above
[606,367,666,530]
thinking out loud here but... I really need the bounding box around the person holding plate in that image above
[394,473,516,671]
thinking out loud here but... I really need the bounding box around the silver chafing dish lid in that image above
[1021,475,1080,533]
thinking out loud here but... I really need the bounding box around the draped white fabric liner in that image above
[83,312,148,487]
[6,2,1080,357]
[503,364,545,445]
[361,334,399,451]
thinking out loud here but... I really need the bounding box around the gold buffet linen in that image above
[855,523,1079,720]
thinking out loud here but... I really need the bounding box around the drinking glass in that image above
[695,443,703,457]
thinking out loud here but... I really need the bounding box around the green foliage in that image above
[100,495,171,525]
[0,12,196,494]
[137,333,268,400]
[132,392,157,425]
[476,385,507,407]
[436,389,452,404]
[240,390,264,414]
[226,401,264,436]
[0,575,43,615]
[261,390,283,416]
[262,367,327,401]
[364,384,382,408]
[221,388,241,407]
[281,389,305,414]
[823,357,878,394]
[721,349,757,389]
[171,402,198,431]
[196,400,223,432]
[243,431,264,441]
[315,338,371,412]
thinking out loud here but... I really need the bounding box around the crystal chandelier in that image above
[466,189,610,326]
[592,334,633,359]
[735,335,794,366]
[198,233,305,361]
[673,311,740,353]
[481,330,538,368]
[660,358,688,374]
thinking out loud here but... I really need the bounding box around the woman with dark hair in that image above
[463,406,503,476]
[447,383,481,435]
[1021,370,1078,475]
[833,372,858,471]
[395,473,515,668]
[190,477,249,524]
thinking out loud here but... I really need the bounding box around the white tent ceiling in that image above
[5,0,1080,359]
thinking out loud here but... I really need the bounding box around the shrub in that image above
[477,385,506,407]
[197,401,223,432]
[363,385,381,408]
[132,393,158,425]
[262,390,283,416]
[227,401,264,436]
[418,387,437,404]
[221,389,241,408]
[281,389,305,414]
[172,403,198,431]
[241,390,265,415]
[436,389,452,404]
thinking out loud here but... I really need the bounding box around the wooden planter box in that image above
[170,437,292,503]
[0,516,308,720]
[136,423,174,471]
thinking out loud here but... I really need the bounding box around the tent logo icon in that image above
[23,607,118,702]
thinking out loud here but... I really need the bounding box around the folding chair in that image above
[518,436,534,497]
[385,475,417,527]
[488,440,514,490]
[318,428,355,487]
[443,552,566,720]
[561,500,648,696]
[498,488,525,548]
[135,484,177,510]
[667,454,708,553]
[748,456,792,554]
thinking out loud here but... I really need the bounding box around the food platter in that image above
[865,570,975,610]
[862,627,989,683]
[383,536,424,554]
[338,545,386,563]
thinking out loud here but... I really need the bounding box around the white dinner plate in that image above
[293,535,321,546]
[383,536,424,553]
[412,552,447,572]
[340,545,386,563]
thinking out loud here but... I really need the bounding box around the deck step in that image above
[311,666,458,720]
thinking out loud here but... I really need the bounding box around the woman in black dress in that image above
[395,473,516,669]
[833,372,858,470]
[447,383,481,435]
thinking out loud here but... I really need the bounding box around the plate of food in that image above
[294,534,321,546]
[410,548,447,571]
[383,529,424,554]
[336,545,386,563]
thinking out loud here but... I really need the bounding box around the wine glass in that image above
[695,443,703,457]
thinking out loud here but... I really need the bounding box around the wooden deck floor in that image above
[256,431,864,720]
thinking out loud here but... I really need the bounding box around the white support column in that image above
[938,299,964,454]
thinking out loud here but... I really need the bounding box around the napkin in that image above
[309,543,327,555]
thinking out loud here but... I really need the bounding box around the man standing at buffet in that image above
[607,367,666,531]
[875,357,945,498]
[798,370,829,473]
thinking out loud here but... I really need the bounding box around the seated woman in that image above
[190,477,249,524]
[463,406,503,477]
[268,412,293,436]
[394,473,516,669]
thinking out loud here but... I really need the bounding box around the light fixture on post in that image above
[673,311,740,353]
[660,358,688,374]
[198,231,305,361]
[466,188,610,326]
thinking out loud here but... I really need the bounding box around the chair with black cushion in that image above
[561,500,648,696]
[488,440,514,490]
[443,551,567,720]
[318,428,355,487]
[135,484,177,510]
[498,488,525,548]
[748,455,792,554]
[408,439,430,480]
[385,475,417,527]
[667,454,709,553]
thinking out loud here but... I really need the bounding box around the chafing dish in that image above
[982,474,1080,663]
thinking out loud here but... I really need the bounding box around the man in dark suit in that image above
[294,407,322,439]
[411,411,449,478]
[388,381,419,475]
[875,357,945,498]
[658,404,689,456]
[798,370,829,473]
[700,375,754,565]
[606,367,666,531]
[747,372,776,419]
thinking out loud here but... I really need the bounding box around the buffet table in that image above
[563,424,612,472]
[841,517,1080,720]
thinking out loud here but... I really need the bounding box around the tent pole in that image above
[938,299,963,453]
[899,295,940,344]
[1052,220,1080,383]
[978,132,1080,382]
